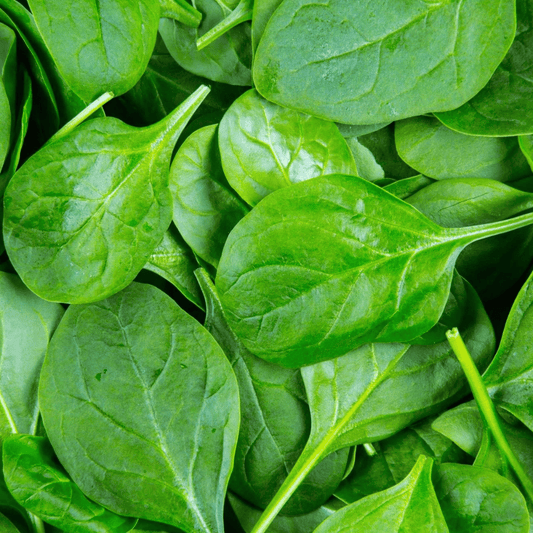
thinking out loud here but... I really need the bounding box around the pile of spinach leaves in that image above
[3,0,533,531]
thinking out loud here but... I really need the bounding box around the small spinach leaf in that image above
[218,89,356,205]
[3,435,138,533]
[314,456,447,533]
[395,116,530,182]
[170,124,249,268]
[253,0,515,124]
[0,23,16,171]
[4,86,209,304]
[39,282,239,533]
[382,175,434,200]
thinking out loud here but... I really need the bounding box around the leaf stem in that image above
[46,91,114,145]
[197,0,252,50]
[159,0,202,28]
[363,442,378,456]
[28,513,46,533]
[446,328,533,503]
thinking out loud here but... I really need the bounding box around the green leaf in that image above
[436,0,533,137]
[170,124,249,269]
[159,0,252,86]
[253,0,515,124]
[251,0,282,54]
[0,271,64,441]
[314,456,447,533]
[382,175,434,200]
[218,89,356,205]
[405,179,533,300]
[395,116,530,181]
[3,435,138,533]
[483,269,533,432]
[3,85,209,304]
[216,174,530,367]
[27,0,160,102]
[144,224,205,310]
[336,122,392,138]
[229,493,339,533]
[0,512,24,533]
[38,282,239,533]
[0,23,16,171]
[196,269,350,515]
[248,276,494,530]
[335,417,468,505]
[434,463,529,533]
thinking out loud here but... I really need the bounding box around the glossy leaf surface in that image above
[436,0,533,136]
[27,0,159,101]
[3,435,137,533]
[39,282,239,533]
[170,125,249,268]
[314,457,447,533]
[218,89,356,205]
[253,0,515,124]
[4,86,209,304]
[395,116,530,182]
[216,174,530,367]
[197,270,349,515]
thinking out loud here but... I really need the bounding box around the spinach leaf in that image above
[3,85,209,304]
[251,0,281,54]
[144,224,204,310]
[342,138,385,183]
[3,435,138,533]
[433,463,530,533]
[482,269,533,432]
[229,492,340,533]
[0,271,64,442]
[27,0,168,102]
[0,23,16,171]
[253,0,515,124]
[170,124,249,268]
[0,512,24,533]
[335,417,469,505]
[216,174,530,367]
[38,282,239,533]
[436,0,533,137]
[113,36,244,128]
[382,175,434,200]
[336,122,392,138]
[405,179,533,300]
[196,269,350,515]
[395,116,530,181]
[248,275,494,530]
[159,0,252,86]
[218,89,356,205]
[315,456,447,533]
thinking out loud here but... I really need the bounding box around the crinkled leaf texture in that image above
[253,0,516,124]
[3,86,209,304]
[38,282,239,533]
[3,435,138,533]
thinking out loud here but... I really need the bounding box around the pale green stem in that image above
[197,0,252,50]
[363,442,377,456]
[159,0,202,28]
[46,91,114,145]
[446,328,533,504]
[28,513,45,533]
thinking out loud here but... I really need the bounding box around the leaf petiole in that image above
[159,0,202,28]
[446,328,533,503]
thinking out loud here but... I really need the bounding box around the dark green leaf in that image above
[218,89,356,205]
[4,86,209,304]
[253,0,515,124]
[395,116,530,181]
[170,124,249,268]
[3,435,137,533]
[0,23,16,171]
[251,0,281,53]
[39,282,239,533]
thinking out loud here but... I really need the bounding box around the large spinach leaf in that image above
[196,269,350,515]
[248,276,494,530]
[395,116,530,181]
[159,0,252,86]
[3,86,209,304]
[216,174,532,367]
[218,89,356,205]
[253,0,515,124]
[436,0,533,136]
[38,282,239,533]
[170,124,249,268]
[314,456,448,533]
[3,435,138,533]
